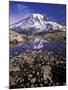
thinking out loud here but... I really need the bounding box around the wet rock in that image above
[31,78,36,83]
[9,50,66,88]
[28,74,33,78]
[40,83,43,87]
[37,72,40,75]
[32,70,35,74]
[51,63,66,85]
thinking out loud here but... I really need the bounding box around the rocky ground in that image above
[9,50,66,89]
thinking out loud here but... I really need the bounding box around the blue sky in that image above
[9,1,66,25]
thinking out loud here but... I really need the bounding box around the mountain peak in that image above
[10,13,66,32]
[32,13,44,18]
[31,13,47,21]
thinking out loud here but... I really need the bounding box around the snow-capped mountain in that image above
[10,13,66,34]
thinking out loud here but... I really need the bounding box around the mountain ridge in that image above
[10,13,66,35]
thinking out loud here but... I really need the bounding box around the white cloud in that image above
[16,4,29,11]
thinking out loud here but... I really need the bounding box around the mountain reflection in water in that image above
[10,40,66,58]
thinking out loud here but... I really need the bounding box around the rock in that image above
[30,84,34,88]
[22,79,24,82]
[44,75,48,80]
[42,65,51,76]
[26,83,30,87]
[29,64,33,68]
[10,50,66,88]
[37,72,40,75]
[40,83,43,87]
[24,68,27,72]
[21,84,24,87]
[31,78,36,83]
[37,79,41,83]
[44,80,48,84]
[28,78,31,81]
[28,74,33,78]
[34,84,38,87]
[32,70,35,74]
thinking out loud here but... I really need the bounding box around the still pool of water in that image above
[10,41,66,57]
